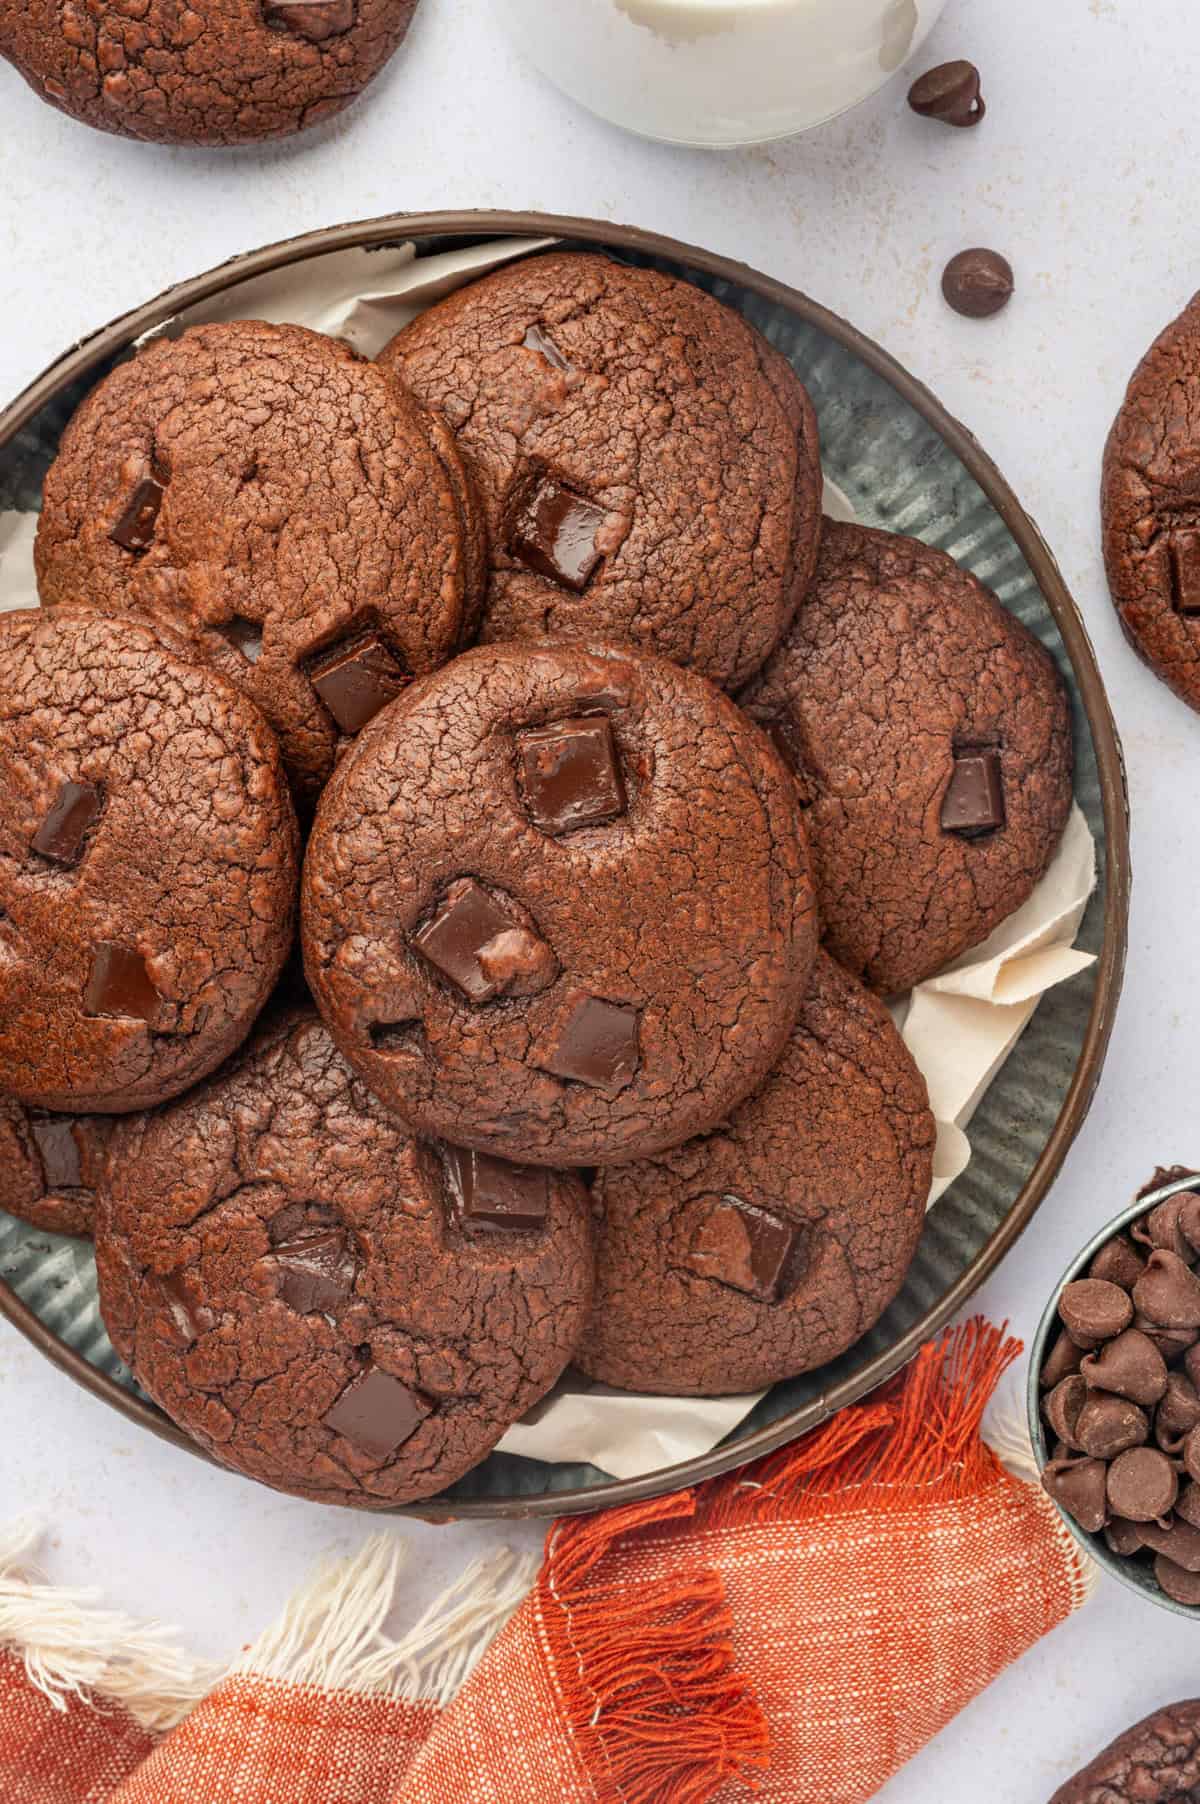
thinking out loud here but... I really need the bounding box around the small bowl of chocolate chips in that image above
[1029,1168,1200,1614]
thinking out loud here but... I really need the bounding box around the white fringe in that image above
[985,1391,1101,1610]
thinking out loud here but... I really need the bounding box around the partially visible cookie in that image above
[740,520,1074,994]
[377,251,822,691]
[0,0,421,146]
[0,1097,112,1237]
[1103,292,1200,714]
[95,1011,595,1509]
[0,609,298,1113]
[577,953,934,1396]
[1049,1701,1200,1803]
[36,320,482,804]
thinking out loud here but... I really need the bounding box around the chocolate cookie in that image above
[0,1097,111,1237]
[1102,292,1200,714]
[0,609,297,1113]
[1049,1701,1200,1803]
[377,251,823,691]
[36,320,482,804]
[302,640,817,1167]
[0,0,420,146]
[576,953,934,1395]
[740,521,1074,994]
[95,1011,594,1508]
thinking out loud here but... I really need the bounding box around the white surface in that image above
[0,0,1194,1796]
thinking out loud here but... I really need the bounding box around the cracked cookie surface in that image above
[302,639,817,1167]
[377,251,823,692]
[0,0,420,146]
[95,1010,595,1508]
[740,520,1074,995]
[0,1096,111,1237]
[36,320,482,805]
[1049,1700,1200,1803]
[577,952,934,1395]
[0,609,297,1113]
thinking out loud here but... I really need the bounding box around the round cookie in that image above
[1048,1701,1200,1804]
[95,1011,595,1509]
[36,320,483,804]
[0,609,297,1114]
[740,520,1074,995]
[377,251,823,691]
[302,640,817,1168]
[1102,291,1200,714]
[0,1097,112,1237]
[0,0,420,147]
[577,953,935,1396]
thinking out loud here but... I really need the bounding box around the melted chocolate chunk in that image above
[309,633,407,735]
[272,1218,359,1315]
[445,1144,550,1233]
[110,478,164,553]
[941,746,1005,836]
[159,1269,207,1347]
[216,617,264,664]
[30,781,104,868]
[537,990,640,1091]
[414,879,534,1003]
[263,0,354,39]
[523,325,571,372]
[83,944,161,1025]
[323,1366,430,1459]
[686,1196,798,1303]
[1169,531,1200,617]
[509,479,606,592]
[517,715,626,836]
[29,1115,83,1190]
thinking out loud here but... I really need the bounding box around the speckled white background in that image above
[0,0,1196,1796]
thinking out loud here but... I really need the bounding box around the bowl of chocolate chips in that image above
[1031,1168,1200,1613]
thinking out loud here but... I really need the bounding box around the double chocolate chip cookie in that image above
[95,1011,594,1508]
[378,252,823,691]
[0,0,420,146]
[0,609,297,1114]
[1050,1701,1200,1804]
[741,520,1074,994]
[37,320,483,803]
[0,1097,111,1237]
[578,953,935,1395]
[303,640,817,1168]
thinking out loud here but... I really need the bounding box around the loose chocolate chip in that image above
[272,1218,358,1316]
[1075,1393,1149,1460]
[1169,533,1200,617]
[83,944,161,1026]
[1139,1517,1200,1573]
[1042,1456,1109,1533]
[940,746,1005,836]
[308,632,407,736]
[323,1367,430,1459]
[1133,1194,1199,1258]
[1040,1328,1084,1389]
[1104,1517,1146,1556]
[216,617,264,664]
[1088,1235,1146,1291]
[509,478,607,592]
[1043,1374,1088,1450]
[110,478,163,553]
[1134,1250,1200,1329]
[30,780,104,868]
[1059,1277,1135,1347]
[523,325,572,372]
[1158,1372,1200,1445]
[414,879,550,1006]
[942,249,1014,320]
[536,989,640,1091]
[685,1196,800,1304]
[517,715,627,837]
[263,0,354,40]
[1178,1481,1200,1528]
[1154,1552,1200,1605]
[444,1144,550,1233]
[1080,1329,1169,1405]
[1107,1447,1179,1522]
[907,59,986,127]
[28,1115,83,1190]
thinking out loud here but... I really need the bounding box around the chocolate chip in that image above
[940,746,1005,836]
[414,879,547,1004]
[1186,1342,1200,1392]
[517,715,626,836]
[536,989,640,1091]
[1080,1329,1169,1405]
[110,478,163,552]
[444,1144,550,1233]
[263,0,354,40]
[523,325,571,372]
[1133,1194,1199,1258]
[272,1220,358,1316]
[30,781,104,868]
[1135,1250,1200,1329]
[942,249,1014,320]
[1042,1456,1109,1533]
[1107,1447,1179,1522]
[1088,1235,1146,1291]
[1139,1517,1200,1573]
[1133,1315,1199,1364]
[1104,1517,1146,1557]
[28,1116,83,1190]
[1042,1375,1088,1450]
[509,478,606,592]
[685,1196,800,1304]
[323,1366,430,1459]
[159,1268,207,1347]
[309,632,407,736]
[1157,1372,1200,1446]
[1059,1277,1135,1347]
[907,59,986,127]
[1040,1328,1084,1389]
[1184,1425,1200,1485]
[216,617,264,664]
[1178,1481,1200,1528]
[1169,532,1200,617]
[83,944,161,1025]
[1075,1393,1149,1460]
[1154,1552,1200,1605]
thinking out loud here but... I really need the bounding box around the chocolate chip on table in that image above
[1088,1235,1146,1290]
[1042,1456,1109,1533]
[942,249,1014,320]
[1040,1328,1085,1389]
[685,1197,800,1304]
[1106,1447,1179,1523]
[1059,1278,1135,1347]
[1135,1249,1200,1328]
[907,59,986,127]
[1080,1329,1168,1405]
[30,780,104,868]
[1075,1393,1149,1460]
[1043,1374,1088,1449]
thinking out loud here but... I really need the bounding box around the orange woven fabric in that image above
[0,1321,1092,1804]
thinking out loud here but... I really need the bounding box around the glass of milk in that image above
[494,0,949,146]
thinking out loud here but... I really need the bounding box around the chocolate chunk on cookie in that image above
[578,954,934,1394]
[36,320,483,804]
[1049,1700,1200,1803]
[0,1096,112,1237]
[302,640,817,1167]
[0,0,421,146]
[740,521,1073,994]
[0,610,297,1113]
[95,1012,594,1508]
[377,251,823,691]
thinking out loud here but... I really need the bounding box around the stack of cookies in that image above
[0,252,1075,1509]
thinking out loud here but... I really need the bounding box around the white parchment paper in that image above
[0,236,1098,1481]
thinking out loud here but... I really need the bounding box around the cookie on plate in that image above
[36,320,483,803]
[1103,292,1200,714]
[0,0,421,147]
[95,1011,595,1509]
[377,251,823,691]
[0,609,297,1114]
[0,1097,112,1237]
[740,520,1074,995]
[577,952,935,1395]
[303,640,817,1167]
